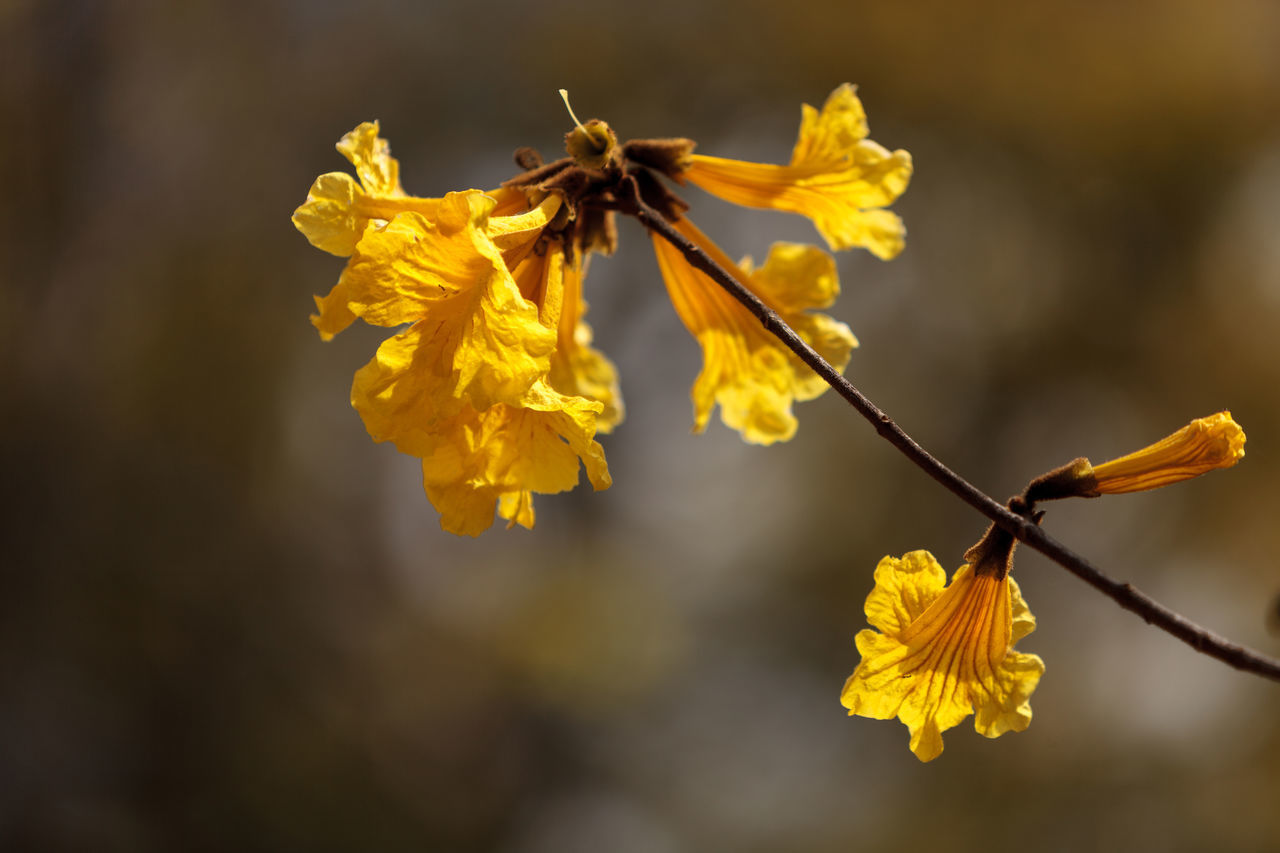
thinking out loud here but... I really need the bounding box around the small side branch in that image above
[621,182,1280,683]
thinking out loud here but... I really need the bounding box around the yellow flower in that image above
[1090,411,1246,494]
[680,84,913,259]
[841,550,1044,762]
[652,218,856,444]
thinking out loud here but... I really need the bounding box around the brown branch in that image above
[619,179,1280,683]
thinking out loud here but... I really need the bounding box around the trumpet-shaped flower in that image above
[841,550,1044,762]
[680,84,913,259]
[652,218,856,444]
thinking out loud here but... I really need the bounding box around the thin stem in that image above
[621,182,1280,683]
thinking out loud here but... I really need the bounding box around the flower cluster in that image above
[293,85,912,534]
[843,412,1246,761]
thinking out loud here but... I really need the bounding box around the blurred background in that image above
[4,0,1280,850]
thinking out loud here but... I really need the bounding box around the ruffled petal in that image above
[292,172,365,257]
[340,193,499,325]
[419,383,610,536]
[351,295,556,453]
[1009,575,1037,644]
[350,323,454,456]
[862,551,948,635]
[309,276,359,341]
[790,83,869,167]
[521,381,612,492]
[336,121,404,197]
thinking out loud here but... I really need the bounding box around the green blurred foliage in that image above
[3,1,1279,850]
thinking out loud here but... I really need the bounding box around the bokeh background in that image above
[5,1,1280,850]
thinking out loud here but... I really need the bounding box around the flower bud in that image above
[1090,411,1245,494]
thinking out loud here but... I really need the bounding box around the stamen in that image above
[559,89,586,132]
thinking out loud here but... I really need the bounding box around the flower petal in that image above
[790,83,869,167]
[488,193,564,254]
[351,296,556,456]
[419,384,610,536]
[498,490,536,530]
[336,121,404,197]
[350,323,451,456]
[310,275,359,341]
[292,172,365,257]
[346,192,500,315]
[546,255,624,432]
[862,551,949,635]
